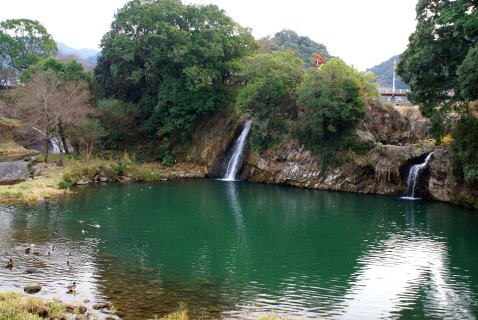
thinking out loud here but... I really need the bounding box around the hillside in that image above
[56,42,100,67]
[259,29,332,67]
[367,55,409,89]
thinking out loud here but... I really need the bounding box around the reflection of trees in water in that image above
[1,182,478,319]
[337,201,475,320]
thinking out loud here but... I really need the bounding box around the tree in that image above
[397,0,478,118]
[15,66,93,161]
[259,29,332,67]
[0,19,57,85]
[236,50,304,150]
[296,59,371,154]
[95,0,257,148]
[397,0,478,183]
[15,71,61,162]
[19,57,93,155]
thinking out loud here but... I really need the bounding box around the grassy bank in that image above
[0,292,85,320]
[0,155,207,205]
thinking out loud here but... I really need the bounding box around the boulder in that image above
[0,160,31,184]
[24,282,42,294]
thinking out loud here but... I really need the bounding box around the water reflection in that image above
[1,182,478,320]
[337,203,475,320]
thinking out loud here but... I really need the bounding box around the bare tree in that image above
[15,70,93,162]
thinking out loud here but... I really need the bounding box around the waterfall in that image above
[403,152,433,199]
[221,120,252,181]
[31,127,62,154]
[50,137,62,153]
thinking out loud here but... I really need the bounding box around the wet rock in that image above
[76,179,91,185]
[25,267,38,274]
[24,282,42,294]
[93,302,110,310]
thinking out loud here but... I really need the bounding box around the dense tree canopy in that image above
[95,0,257,142]
[296,59,372,154]
[236,50,304,150]
[259,29,332,67]
[397,0,478,116]
[0,19,57,74]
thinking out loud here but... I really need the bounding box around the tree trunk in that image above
[58,120,70,154]
[44,136,49,163]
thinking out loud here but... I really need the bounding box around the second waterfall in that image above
[221,120,252,181]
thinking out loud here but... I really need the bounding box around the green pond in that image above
[1,180,478,319]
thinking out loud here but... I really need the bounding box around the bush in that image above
[58,179,72,189]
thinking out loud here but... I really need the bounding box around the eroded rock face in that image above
[186,113,240,176]
[0,159,31,184]
[244,141,433,196]
[428,149,478,209]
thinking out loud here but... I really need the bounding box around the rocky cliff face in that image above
[185,112,243,176]
[243,140,433,196]
[185,103,476,209]
[428,149,478,209]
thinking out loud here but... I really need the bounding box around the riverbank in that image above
[0,158,207,205]
[0,291,88,319]
[0,291,285,320]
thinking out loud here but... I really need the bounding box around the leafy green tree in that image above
[451,115,478,184]
[95,0,257,146]
[457,43,478,101]
[259,29,332,67]
[0,19,57,76]
[296,59,369,154]
[236,50,304,150]
[397,0,477,118]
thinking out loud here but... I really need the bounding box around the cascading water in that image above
[402,152,433,200]
[221,120,252,181]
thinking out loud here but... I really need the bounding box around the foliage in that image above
[296,59,370,156]
[20,56,91,84]
[0,19,57,87]
[397,0,478,118]
[95,98,141,150]
[95,0,257,143]
[259,29,332,67]
[457,43,478,101]
[0,291,83,320]
[236,50,304,151]
[451,115,478,184]
[367,55,409,90]
[61,156,164,186]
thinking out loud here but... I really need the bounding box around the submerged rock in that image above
[24,282,42,294]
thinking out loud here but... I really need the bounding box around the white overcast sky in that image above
[1,0,418,70]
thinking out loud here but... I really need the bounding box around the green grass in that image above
[0,291,84,320]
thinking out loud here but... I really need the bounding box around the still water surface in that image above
[0,180,477,319]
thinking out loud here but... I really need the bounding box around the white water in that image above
[222,120,252,181]
[403,152,433,199]
[31,127,62,154]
